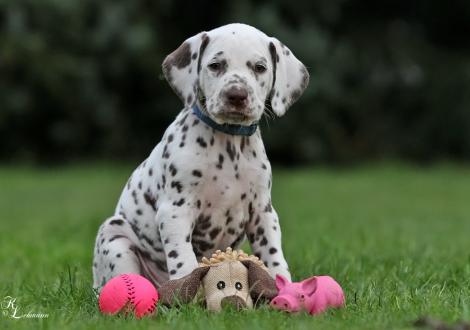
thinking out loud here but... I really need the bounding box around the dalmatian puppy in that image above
[92,23,309,290]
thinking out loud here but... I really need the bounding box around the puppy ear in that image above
[159,266,210,306]
[267,38,309,116]
[162,32,210,108]
[241,260,277,303]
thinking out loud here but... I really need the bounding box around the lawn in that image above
[1,163,470,329]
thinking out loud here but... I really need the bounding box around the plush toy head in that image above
[159,248,277,312]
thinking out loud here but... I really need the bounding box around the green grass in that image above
[1,163,470,329]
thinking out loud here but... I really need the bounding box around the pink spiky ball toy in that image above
[98,274,159,318]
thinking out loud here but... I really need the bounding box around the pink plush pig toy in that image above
[271,275,345,315]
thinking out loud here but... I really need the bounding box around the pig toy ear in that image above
[301,276,318,297]
[275,274,289,290]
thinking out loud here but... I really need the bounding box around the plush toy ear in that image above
[159,266,210,306]
[267,37,309,116]
[162,32,210,108]
[275,274,289,290]
[301,276,318,297]
[241,260,277,303]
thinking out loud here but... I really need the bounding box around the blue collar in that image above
[192,105,258,136]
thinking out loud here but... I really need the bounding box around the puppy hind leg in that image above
[92,216,143,291]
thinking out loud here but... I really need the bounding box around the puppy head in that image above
[163,23,309,125]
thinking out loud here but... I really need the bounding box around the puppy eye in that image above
[208,62,221,71]
[217,281,225,290]
[254,63,267,73]
[235,282,243,290]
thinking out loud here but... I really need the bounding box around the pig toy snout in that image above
[270,295,301,312]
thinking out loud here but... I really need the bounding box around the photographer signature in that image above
[1,296,49,319]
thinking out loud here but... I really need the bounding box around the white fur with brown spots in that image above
[92,23,309,290]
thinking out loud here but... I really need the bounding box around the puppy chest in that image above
[200,156,268,202]
[192,204,247,258]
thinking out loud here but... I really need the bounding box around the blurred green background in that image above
[2,0,470,165]
[1,2,470,328]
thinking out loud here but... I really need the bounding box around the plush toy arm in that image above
[241,260,278,304]
[159,266,210,306]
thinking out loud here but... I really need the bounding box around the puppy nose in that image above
[225,87,248,107]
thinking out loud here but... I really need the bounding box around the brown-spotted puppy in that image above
[92,23,309,290]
